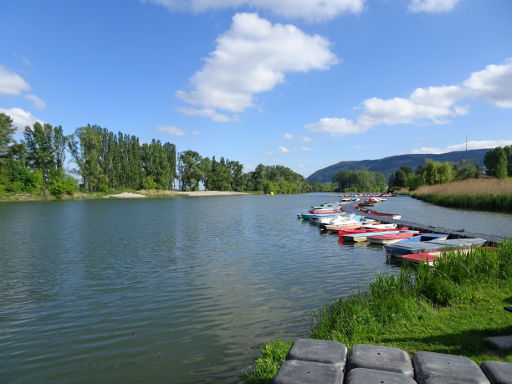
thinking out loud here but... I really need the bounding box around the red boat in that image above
[338,227,408,237]
[367,210,402,219]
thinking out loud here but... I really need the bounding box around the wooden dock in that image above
[343,204,505,245]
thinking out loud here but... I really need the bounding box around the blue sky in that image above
[1,0,511,177]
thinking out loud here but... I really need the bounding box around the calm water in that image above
[0,194,510,383]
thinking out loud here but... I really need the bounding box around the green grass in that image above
[413,193,512,213]
[242,242,512,383]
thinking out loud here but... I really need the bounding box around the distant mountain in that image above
[306,149,489,183]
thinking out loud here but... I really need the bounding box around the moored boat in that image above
[342,230,419,243]
[367,232,419,245]
[367,210,402,220]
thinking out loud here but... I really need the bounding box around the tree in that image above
[24,122,67,187]
[0,113,16,157]
[178,150,203,191]
[496,148,508,179]
[68,125,104,191]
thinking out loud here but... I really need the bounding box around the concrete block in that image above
[347,344,414,377]
[286,338,347,369]
[412,351,490,384]
[346,368,417,384]
[273,359,343,384]
[481,360,512,384]
[486,336,512,350]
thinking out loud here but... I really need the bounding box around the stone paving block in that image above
[286,338,347,369]
[347,344,414,377]
[273,359,343,384]
[480,360,512,384]
[346,368,417,384]
[486,336,512,350]
[412,351,490,384]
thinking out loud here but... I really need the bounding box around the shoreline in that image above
[0,190,251,202]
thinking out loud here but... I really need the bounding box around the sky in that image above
[1,0,511,178]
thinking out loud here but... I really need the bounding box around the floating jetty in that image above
[343,203,505,245]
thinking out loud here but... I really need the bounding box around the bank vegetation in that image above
[242,242,512,383]
[412,178,512,213]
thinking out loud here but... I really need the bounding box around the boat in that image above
[402,246,495,266]
[366,210,402,220]
[342,230,419,243]
[385,235,486,257]
[359,200,375,207]
[367,232,419,245]
[360,223,397,229]
[338,226,407,237]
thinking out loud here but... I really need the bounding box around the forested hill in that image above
[306,149,489,182]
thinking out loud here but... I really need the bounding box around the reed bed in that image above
[411,178,512,212]
[242,242,512,383]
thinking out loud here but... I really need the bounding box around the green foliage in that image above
[245,243,512,383]
[142,175,157,190]
[454,160,480,181]
[0,113,17,157]
[413,193,512,213]
[48,169,76,197]
[24,122,67,186]
[484,146,511,178]
[307,149,488,183]
[241,339,292,384]
[333,169,386,192]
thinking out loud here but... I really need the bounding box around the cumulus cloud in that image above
[358,85,468,128]
[0,65,30,95]
[143,0,366,21]
[408,0,461,13]
[278,145,290,153]
[283,133,293,139]
[301,136,313,142]
[176,13,338,121]
[412,140,512,154]
[306,117,367,136]
[0,107,42,132]
[158,125,186,136]
[308,58,512,137]
[463,59,512,108]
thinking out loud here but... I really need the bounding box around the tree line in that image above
[0,113,319,197]
[177,149,318,194]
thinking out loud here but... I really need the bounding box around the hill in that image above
[306,149,489,183]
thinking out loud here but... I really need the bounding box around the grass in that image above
[241,242,512,383]
[411,178,512,213]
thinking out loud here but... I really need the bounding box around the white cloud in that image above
[0,65,30,95]
[408,0,461,13]
[301,136,313,142]
[298,146,311,151]
[412,140,512,154]
[244,163,256,171]
[0,107,42,132]
[158,125,186,136]
[24,94,46,109]
[358,85,468,128]
[143,0,366,21]
[176,13,338,121]
[192,130,203,136]
[463,58,512,108]
[283,132,293,139]
[176,106,238,122]
[306,117,366,137]
[278,145,290,153]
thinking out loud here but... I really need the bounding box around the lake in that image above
[1,194,511,383]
